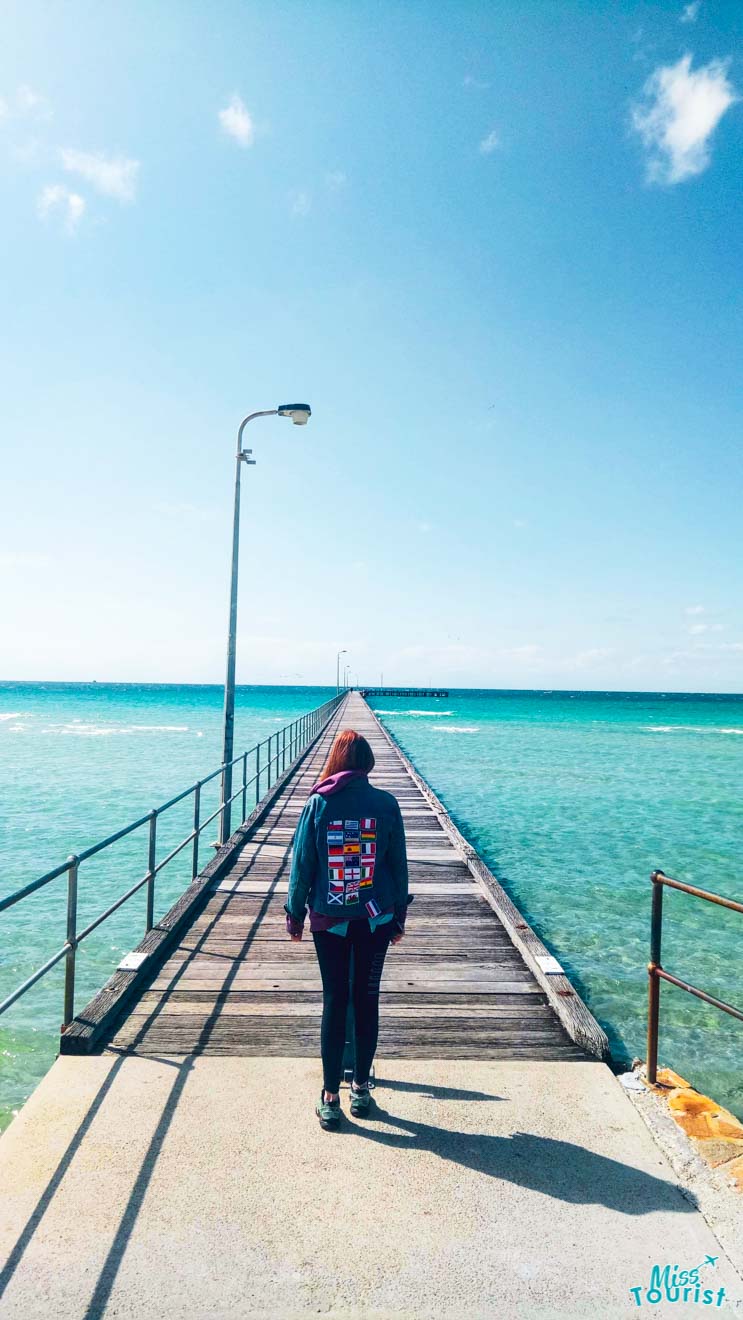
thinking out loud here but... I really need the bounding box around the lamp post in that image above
[220,403,311,845]
[336,649,347,695]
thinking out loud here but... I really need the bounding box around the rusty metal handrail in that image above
[647,870,743,1084]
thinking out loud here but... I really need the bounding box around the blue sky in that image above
[1,0,741,691]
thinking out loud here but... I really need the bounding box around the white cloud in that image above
[464,75,490,90]
[38,184,85,233]
[680,2,701,23]
[631,54,738,184]
[325,170,347,192]
[16,85,46,116]
[689,622,723,635]
[685,604,706,615]
[1,85,50,122]
[218,94,254,147]
[290,188,311,217]
[479,128,500,155]
[60,148,139,202]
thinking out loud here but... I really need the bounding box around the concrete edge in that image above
[622,1077,743,1284]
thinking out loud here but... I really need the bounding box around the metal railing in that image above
[0,692,344,1031]
[646,869,743,1084]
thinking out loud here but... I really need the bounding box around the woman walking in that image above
[285,728,410,1129]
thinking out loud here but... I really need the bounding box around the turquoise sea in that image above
[1,683,742,1130]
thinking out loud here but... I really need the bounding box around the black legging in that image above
[312,921,392,1093]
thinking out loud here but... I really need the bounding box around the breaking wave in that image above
[43,723,192,737]
[430,725,478,733]
[645,725,743,736]
[374,709,453,717]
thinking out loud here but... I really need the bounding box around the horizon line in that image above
[1,679,742,699]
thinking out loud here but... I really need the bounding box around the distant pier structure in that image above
[359,687,449,698]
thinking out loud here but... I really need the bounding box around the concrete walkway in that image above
[1,1053,742,1318]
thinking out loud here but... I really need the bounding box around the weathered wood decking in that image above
[106,693,600,1061]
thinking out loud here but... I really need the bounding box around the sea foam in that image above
[645,725,743,735]
[431,725,478,733]
[44,722,191,736]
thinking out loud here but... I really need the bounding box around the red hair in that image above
[318,729,375,781]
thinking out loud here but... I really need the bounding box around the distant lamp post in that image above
[336,649,347,695]
[220,403,312,845]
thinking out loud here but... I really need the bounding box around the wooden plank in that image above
[145,978,544,994]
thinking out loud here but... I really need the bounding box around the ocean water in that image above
[0,682,335,1130]
[1,684,742,1130]
[369,690,743,1119]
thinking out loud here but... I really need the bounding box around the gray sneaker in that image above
[316,1092,342,1130]
[350,1083,372,1117]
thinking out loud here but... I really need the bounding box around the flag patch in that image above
[326,816,376,909]
[365,898,381,918]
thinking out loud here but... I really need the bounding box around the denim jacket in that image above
[286,776,409,929]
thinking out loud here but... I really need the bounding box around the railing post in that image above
[192,782,201,879]
[647,871,664,1084]
[242,752,248,822]
[255,742,261,806]
[145,809,157,933]
[282,726,287,773]
[62,854,79,1031]
[268,735,273,789]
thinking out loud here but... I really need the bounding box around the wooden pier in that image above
[3,692,741,1319]
[360,687,449,698]
[65,691,604,1062]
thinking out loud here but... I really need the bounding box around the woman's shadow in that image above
[340,1079,696,1216]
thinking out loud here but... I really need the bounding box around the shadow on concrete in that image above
[342,1105,698,1215]
[0,853,291,1317]
[0,1052,127,1308]
[379,1078,505,1103]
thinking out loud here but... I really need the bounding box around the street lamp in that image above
[336,649,347,695]
[220,403,311,844]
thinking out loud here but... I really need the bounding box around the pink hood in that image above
[310,769,368,797]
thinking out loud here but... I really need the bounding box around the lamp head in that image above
[278,403,311,426]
